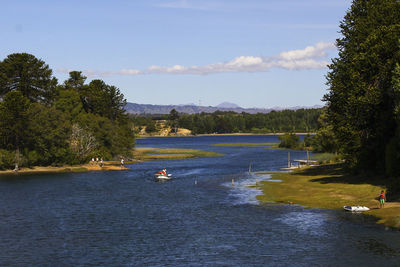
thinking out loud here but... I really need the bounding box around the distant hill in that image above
[216,102,241,109]
[124,102,323,115]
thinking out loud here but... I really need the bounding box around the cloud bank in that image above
[57,42,335,77]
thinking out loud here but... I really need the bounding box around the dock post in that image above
[288,152,291,168]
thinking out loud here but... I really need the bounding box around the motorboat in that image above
[343,206,370,212]
[154,172,172,180]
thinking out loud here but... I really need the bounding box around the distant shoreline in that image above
[138,132,315,138]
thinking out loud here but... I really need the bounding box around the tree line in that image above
[177,109,322,134]
[0,53,135,170]
[129,108,323,135]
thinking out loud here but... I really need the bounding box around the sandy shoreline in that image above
[0,163,131,176]
[138,132,315,138]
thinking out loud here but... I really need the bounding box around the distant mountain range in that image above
[125,102,323,115]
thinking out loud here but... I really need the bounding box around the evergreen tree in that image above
[324,0,400,173]
[0,91,31,168]
[0,91,30,151]
[0,53,58,103]
[0,54,135,169]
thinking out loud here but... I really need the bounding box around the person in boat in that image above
[156,169,167,176]
[379,190,386,208]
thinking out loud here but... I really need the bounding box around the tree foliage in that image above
[0,91,30,151]
[307,111,338,153]
[324,0,400,174]
[0,53,135,169]
[171,109,322,134]
[0,53,57,103]
[278,133,301,149]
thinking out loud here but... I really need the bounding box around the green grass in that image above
[133,148,223,161]
[256,164,400,229]
[212,142,279,147]
[311,153,337,162]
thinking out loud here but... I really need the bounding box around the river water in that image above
[0,135,399,266]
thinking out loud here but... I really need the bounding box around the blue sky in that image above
[1,0,352,108]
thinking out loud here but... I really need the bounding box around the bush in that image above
[278,133,300,149]
[25,149,41,167]
[385,136,400,177]
[0,149,16,170]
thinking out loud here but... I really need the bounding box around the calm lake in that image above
[0,135,399,266]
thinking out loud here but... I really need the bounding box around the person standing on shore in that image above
[120,158,124,169]
[379,190,386,208]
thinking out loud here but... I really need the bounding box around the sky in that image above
[1,0,353,108]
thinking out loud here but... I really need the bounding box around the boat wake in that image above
[222,173,276,206]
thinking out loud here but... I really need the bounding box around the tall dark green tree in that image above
[168,109,179,133]
[385,64,400,177]
[324,0,400,173]
[25,103,72,166]
[82,79,127,121]
[0,91,31,168]
[64,71,87,90]
[0,53,58,103]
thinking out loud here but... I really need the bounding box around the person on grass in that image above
[379,190,386,208]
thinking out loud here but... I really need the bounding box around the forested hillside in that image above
[0,53,135,170]
[130,108,323,135]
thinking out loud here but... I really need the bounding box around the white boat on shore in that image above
[343,206,370,212]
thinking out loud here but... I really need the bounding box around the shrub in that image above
[278,133,300,149]
[0,149,16,170]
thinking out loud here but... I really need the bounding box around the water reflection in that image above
[276,210,328,236]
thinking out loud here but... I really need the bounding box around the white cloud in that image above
[56,67,73,74]
[120,69,143,75]
[278,42,334,61]
[57,68,143,77]
[144,42,334,75]
[154,0,213,10]
[57,42,335,77]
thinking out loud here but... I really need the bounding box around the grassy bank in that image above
[256,164,400,229]
[133,147,223,161]
[0,162,130,176]
[0,147,221,175]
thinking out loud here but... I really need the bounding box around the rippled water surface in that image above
[1,135,400,266]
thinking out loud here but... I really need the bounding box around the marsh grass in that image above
[311,153,338,163]
[256,164,400,228]
[133,148,222,161]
